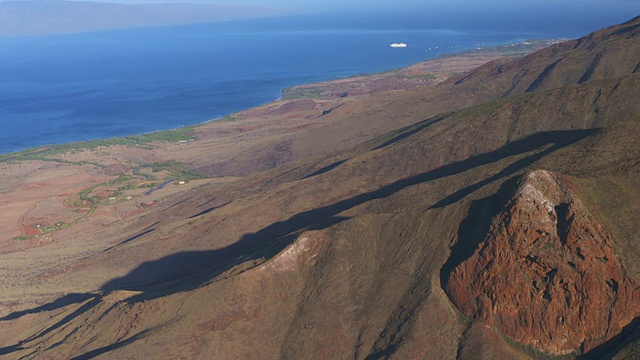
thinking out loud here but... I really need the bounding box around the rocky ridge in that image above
[446,170,640,355]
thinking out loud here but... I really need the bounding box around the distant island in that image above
[0,0,287,37]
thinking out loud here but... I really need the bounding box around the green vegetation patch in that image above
[395,74,439,80]
[110,174,134,185]
[457,92,535,118]
[131,127,197,143]
[219,115,238,122]
[0,126,197,163]
[145,160,203,180]
[282,87,325,100]
[438,39,564,59]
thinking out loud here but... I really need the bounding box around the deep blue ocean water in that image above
[0,6,638,154]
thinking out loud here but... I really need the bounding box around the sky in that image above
[13,0,638,16]
[51,0,639,6]
[111,0,640,23]
[4,0,640,10]
[3,0,640,25]
[4,0,630,6]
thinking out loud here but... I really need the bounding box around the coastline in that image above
[0,38,561,159]
[0,37,565,244]
[2,12,640,357]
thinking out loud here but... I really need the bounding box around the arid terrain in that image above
[1,17,640,359]
[0,40,554,250]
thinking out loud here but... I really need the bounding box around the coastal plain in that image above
[1,19,640,359]
[0,41,556,337]
[0,41,553,251]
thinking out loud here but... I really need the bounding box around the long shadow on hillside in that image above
[0,293,95,321]
[70,330,150,360]
[439,177,520,294]
[97,129,596,305]
[99,215,349,296]
[579,317,640,359]
[0,130,595,358]
[373,114,448,151]
[0,294,104,356]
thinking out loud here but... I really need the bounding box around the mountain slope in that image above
[1,16,640,360]
[447,170,640,356]
[445,15,640,97]
[189,16,640,178]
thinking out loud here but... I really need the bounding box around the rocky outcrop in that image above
[446,170,640,355]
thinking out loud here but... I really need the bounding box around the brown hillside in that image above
[190,16,640,178]
[446,15,640,97]
[446,170,640,355]
[1,16,640,360]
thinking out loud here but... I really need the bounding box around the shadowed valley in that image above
[1,15,640,360]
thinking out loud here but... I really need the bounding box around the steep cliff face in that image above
[446,170,640,355]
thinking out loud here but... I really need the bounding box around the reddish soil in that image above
[447,171,640,355]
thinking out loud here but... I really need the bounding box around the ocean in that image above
[0,6,637,154]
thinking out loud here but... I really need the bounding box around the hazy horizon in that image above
[3,1,635,153]
[2,0,639,26]
[1,0,640,152]
[3,0,640,12]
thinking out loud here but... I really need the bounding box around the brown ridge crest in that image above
[446,170,640,355]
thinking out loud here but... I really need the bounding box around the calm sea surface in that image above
[0,7,637,153]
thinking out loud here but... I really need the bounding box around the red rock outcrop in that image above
[446,170,640,355]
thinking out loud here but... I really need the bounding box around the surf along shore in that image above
[0,39,558,251]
